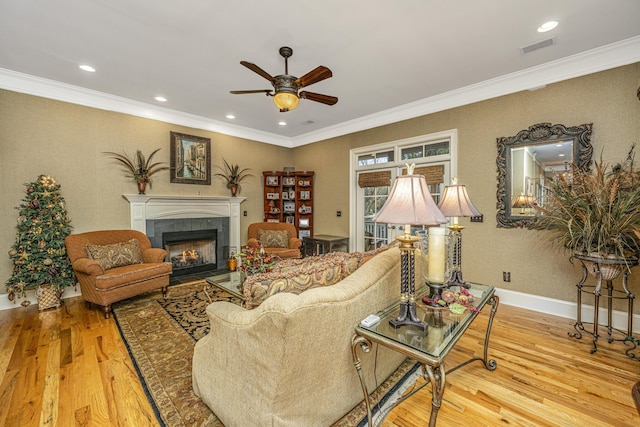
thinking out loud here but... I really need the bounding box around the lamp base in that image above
[446,270,470,289]
[389,300,427,331]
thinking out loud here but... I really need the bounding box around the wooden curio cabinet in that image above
[262,170,314,239]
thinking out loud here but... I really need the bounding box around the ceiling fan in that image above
[230,46,338,112]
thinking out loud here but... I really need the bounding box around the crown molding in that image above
[0,68,293,147]
[292,36,640,146]
[1,36,639,148]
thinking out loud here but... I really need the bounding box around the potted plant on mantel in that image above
[103,149,169,194]
[214,158,253,196]
[532,144,640,277]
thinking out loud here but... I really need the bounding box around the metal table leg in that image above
[424,364,446,427]
[351,334,374,426]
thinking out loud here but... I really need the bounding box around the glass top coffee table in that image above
[351,282,499,426]
[205,271,246,301]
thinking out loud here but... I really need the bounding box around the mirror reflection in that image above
[509,140,573,217]
[496,123,593,228]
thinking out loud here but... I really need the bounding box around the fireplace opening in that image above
[162,229,217,276]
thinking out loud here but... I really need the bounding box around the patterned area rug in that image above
[112,281,421,426]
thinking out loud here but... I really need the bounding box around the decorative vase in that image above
[137,181,147,195]
[229,184,238,197]
[227,256,238,271]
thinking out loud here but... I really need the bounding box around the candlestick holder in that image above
[417,227,452,306]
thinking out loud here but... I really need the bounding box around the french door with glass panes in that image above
[352,131,457,252]
[356,162,449,251]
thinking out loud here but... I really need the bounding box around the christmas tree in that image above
[6,175,76,302]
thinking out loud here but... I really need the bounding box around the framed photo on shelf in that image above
[283,177,295,186]
[169,131,211,185]
[266,192,280,200]
[299,218,309,228]
[285,216,294,224]
[266,176,279,186]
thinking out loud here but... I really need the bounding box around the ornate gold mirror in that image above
[496,122,593,228]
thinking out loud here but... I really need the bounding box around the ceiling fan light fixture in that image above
[273,90,299,111]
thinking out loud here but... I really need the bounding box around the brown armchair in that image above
[65,230,172,318]
[247,222,302,259]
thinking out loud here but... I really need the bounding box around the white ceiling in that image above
[1,0,640,147]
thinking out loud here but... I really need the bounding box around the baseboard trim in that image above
[0,287,82,311]
[1,286,638,334]
[495,287,640,334]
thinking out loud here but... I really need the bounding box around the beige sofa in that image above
[192,247,409,427]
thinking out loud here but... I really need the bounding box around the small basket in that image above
[35,285,62,311]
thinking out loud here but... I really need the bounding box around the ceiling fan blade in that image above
[230,89,273,95]
[299,91,338,105]
[295,66,332,88]
[240,61,275,82]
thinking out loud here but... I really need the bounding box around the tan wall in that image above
[0,91,293,291]
[2,63,640,307]
[293,63,640,307]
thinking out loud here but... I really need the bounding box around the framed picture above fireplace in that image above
[169,131,211,185]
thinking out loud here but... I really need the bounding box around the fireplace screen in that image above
[162,229,217,275]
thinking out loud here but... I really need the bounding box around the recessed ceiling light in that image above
[538,21,558,33]
[559,153,565,157]
[154,96,167,102]
[225,114,236,119]
[556,144,563,147]
[79,64,96,72]
[278,121,287,126]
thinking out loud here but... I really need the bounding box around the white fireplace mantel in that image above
[123,194,246,250]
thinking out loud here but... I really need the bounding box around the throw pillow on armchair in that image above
[257,229,289,248]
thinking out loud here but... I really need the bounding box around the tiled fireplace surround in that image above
[123,194,245,276]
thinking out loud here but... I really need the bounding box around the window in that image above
[351,130,458,252]
[357,149,394,166]
[401,141,449,161]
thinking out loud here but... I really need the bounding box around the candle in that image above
[428,227,446,283]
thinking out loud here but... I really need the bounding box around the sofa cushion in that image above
[94,262,172,290]
[86,239,143,270]
[257,229,289,248]
[243,254,346,309]
[242,242,398,309]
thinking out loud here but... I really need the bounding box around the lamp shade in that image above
[372,174,447,225]
[437,184,481,218]
[512,194,531,209]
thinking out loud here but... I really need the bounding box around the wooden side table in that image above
[303,234,348,257]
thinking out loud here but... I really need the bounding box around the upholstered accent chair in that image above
[65,230,172,318]
[247,222,302,259]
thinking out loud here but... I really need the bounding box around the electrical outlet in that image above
[503,271,511,282]
[243,211,247,216]
[336,210,342,217]
[470,215,483,222]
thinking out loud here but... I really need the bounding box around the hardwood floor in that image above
[381,305,640,427]
[1,294,639,426]
[0,296,157,426]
